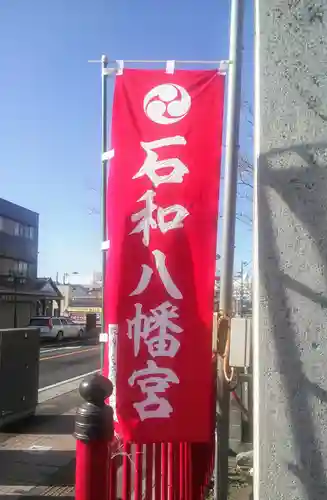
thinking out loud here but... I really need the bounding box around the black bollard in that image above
[75,373,114,500]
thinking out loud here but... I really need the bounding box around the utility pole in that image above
[215,0,244,499]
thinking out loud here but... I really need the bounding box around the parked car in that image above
[28,316,84,341]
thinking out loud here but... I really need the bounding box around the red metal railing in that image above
[106,357,216,500]
[75,360,216,500]
[105,439,215,500]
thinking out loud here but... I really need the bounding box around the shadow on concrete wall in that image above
[259,142,327,498]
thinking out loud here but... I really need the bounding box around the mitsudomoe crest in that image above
[143,84,191,125]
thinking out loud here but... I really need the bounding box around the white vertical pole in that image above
[253,1,260,496]
[215,1,245,499]
[100,54,108,371]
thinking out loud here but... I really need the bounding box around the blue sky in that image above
[0,0,253,283]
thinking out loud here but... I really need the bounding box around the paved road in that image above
[38,339,100,389]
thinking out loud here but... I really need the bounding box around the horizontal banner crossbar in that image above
[102,59,231,77]
[108,59,231,65]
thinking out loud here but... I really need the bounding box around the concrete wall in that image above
[0,300,35,329]
[255,2,327,499]
[57,284,70,312]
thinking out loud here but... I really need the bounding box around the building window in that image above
[13,222,24,237]
[26,226,35,240]
[0,215,35,240]
[16,261,28,276]
[0,258,30,277]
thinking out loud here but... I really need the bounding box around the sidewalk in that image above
[206,461,253,500]
[0,390,80,499]
[228,456,253,500]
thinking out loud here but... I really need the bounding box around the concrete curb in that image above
[38,370,100,404]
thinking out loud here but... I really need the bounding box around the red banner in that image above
[104,69,224,443]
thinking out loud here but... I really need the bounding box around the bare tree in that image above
[236,100,254,228]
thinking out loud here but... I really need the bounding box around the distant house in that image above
[57,284,101,324]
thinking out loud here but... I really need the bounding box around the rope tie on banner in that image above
[217,313,235,388]
[101,240,110,251]
[102,149,115,162]
[166,60,176,74]
[116,60,124,75]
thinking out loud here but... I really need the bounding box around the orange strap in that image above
[217,314,235,384]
